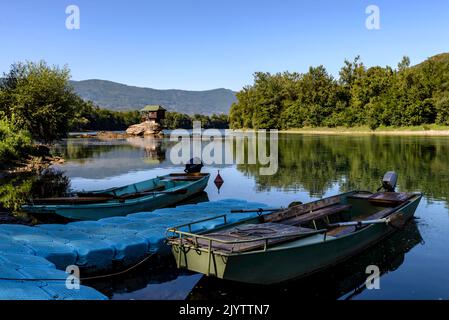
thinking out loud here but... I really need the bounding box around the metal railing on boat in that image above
[167,217,327,276]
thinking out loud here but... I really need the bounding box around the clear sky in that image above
[1,0,448,91]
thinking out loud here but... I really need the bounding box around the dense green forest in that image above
[162,112,229,129]
[230,54,449,129]
[69,101,141,132]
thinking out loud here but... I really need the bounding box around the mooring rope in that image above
[0,253,154,282]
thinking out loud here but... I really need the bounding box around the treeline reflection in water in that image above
[236,134,449,202]
[48,134,449,206]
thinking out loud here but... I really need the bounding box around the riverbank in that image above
[281,125,449,136]
[0,155,64,176]
[70,130,165,139]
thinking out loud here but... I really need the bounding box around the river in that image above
[1,133,449,299]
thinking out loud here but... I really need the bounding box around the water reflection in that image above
[126,137,166,164]
[235,134,449,202]
[188,220,424,300]
[85,258,203,300]
[52,138,174,179]
[0,169,71,215]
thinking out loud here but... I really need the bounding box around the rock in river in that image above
[126,121,163,136]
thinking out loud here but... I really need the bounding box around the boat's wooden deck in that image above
[162,173,209,181]
[279,204,352,226]
[174,192,416,253]
[181,223,316,253]
[350,192,415,206]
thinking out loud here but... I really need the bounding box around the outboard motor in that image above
[184,157,203,174]
[378,171,398,192]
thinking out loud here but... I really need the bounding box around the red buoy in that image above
[214,170,224,193]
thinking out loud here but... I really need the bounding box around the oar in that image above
[327,213,406,229]
[77,185,166,198]
[230,200,304,214]
[31,189,189,205]
[230,208,282,213]
[118,188,188,200]
[77,188,187,201]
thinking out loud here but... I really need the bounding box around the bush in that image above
[0,117,33,163]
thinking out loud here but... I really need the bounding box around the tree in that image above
[0,61,78,143]
[398,56,411,72]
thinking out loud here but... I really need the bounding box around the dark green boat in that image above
[167,173,422,285]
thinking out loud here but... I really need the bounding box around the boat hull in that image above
[172,193,421,285]
[23,174,210,221]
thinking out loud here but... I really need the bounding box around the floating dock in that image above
[0,199,267,300]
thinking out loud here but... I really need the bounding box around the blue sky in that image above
[0,0,448,91]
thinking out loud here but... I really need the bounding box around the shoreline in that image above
[280,129,449,136]
[0,156,64,176]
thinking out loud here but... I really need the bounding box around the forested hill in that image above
[229,53,449,129]
[70,79,236,115]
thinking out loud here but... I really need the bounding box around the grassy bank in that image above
[281,124,449,136]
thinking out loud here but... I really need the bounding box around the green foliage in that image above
[230,54,449,130]
[0,116,33,164]
[0,61,79,142]
[162,112,229,129]
[435,94,449,125]
[69,99,141,131]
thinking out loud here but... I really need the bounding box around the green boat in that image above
[167,173,422,285]
[22,172,210,221]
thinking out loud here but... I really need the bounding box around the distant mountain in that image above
[70,79,236,115]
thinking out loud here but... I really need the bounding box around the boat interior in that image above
[174,191,418,254]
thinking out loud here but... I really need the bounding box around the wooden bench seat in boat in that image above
[278,204,352,227]
[161,173,209,181]
[161,176,203,181]
[168,173,208,177]
[180,223,316,253]
[367,192,415,206]
[76,185,165,199]
[348,192,414,207]
[347,192,374,200]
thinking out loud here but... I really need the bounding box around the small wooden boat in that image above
[22,172,210,221]
[167,173,422,285]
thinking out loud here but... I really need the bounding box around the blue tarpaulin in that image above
[0,199,267,300]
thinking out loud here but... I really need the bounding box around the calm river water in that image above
[2,133,449,300]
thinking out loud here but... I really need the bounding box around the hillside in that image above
[70,79,236,115]
[417,52,449,65]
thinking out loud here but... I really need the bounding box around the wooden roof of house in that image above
[140,105,166,112]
